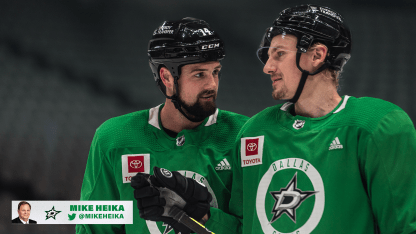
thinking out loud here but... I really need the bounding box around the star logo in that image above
[162,223,174,234]
[45,206,62,220]
[269,172,317,223]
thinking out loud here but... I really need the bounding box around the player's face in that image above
[263,34,305,100]
[177,61,221,121]
[18,204,31,221]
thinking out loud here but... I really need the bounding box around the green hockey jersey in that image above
[75,104,249,234]
[206,95,416,234]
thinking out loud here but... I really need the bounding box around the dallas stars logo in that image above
[269,172,317,223]
[163,223,185,234]
[162,223,174,234]
[45,206,62,220]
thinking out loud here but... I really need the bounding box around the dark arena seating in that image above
[0,0,415,233]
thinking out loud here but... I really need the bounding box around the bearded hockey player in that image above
[75,17,248,234]
[133,5,416,234]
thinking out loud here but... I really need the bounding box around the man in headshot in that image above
[12,201,37,224]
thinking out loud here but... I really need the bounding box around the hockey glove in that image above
[131,172,192,234]
[149,167,212,223]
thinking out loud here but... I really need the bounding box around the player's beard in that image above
[178,90,217,122]
[272,83,289,100]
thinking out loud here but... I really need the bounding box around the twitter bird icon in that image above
[68,213,76,221]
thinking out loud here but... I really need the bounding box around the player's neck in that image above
[20,217,28,222]
[293,75,341,118]
[160,99,203,133]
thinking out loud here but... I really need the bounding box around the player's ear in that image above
[160,67,175,95]
[312,44,327,66]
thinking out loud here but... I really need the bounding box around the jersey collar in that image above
[148,104,219,149]
[148,104,219,129]
[148,104,163,130]
[280,95,350,114]
[278,95,350,132]
[333,95,350,113]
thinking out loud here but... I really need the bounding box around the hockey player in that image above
[215,4,416,233]
[75,17,249,234]
[134,5,416,234]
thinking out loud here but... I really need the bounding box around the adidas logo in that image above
[215,158,231,170]
[329,137,343,150]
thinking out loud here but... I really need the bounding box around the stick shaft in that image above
[169,206,214,234]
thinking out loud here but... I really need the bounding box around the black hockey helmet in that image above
[148,17,225,96]
[257,4,352,103]
[148,17,225,122]
[258,4,351,71]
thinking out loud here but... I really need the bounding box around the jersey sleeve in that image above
[205,207,242,234]
[75,131,125,234]
[205,135,244,234]
[360,110,416,233]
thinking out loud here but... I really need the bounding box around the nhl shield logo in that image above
[293,120,305,130]
[176,135,185,146]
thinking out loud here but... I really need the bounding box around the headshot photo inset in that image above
[12,201,37,224]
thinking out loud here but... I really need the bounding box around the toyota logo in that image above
[130,160,143,169]
[247,143,257,151]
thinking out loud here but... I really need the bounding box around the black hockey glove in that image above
[131,167,212,233]
[131,172,192,234]
[150,167,212,222]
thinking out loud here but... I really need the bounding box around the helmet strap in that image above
[165,76,204,123]
[289,51,330,103]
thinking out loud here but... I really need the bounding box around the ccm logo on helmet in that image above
[201,43,220,50]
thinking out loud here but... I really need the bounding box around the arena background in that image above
[1,0,415,233]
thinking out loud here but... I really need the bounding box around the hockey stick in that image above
[168,206,215,234]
